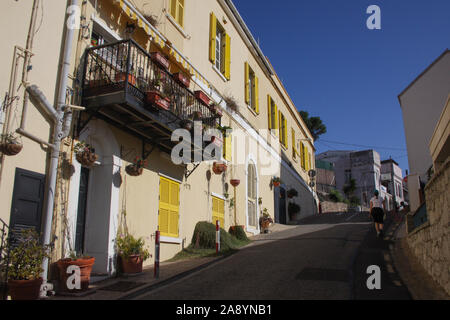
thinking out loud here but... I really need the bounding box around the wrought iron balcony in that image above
[81,39,219,155]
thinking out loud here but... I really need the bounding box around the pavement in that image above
[47,211,448,300]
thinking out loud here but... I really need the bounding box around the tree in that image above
[299,111,327,141]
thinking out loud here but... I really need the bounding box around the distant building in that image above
[398,49,450,212]
[315,159,335,193]
[380,159,405,209]
[317,150,382,208]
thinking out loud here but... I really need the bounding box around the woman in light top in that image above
[370,190,386,238]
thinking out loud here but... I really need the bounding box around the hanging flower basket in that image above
[272,177,281,187]
[194,90,210,106]
[287,188,298,199]
[230,179,240,187]
[146,90,171,111]
[74,142,98,167]
[125,157,147,177]
[0,133,23,156]
[212,162,227,175]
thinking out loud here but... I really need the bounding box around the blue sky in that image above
[233,0,450,174]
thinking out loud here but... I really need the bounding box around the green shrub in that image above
[329,189,344,203]
[228,226,249,242]
[191,222,249,251]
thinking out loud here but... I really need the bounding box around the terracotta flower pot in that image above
[115,72,136,86]
[0,143,23,156]
[8,278,43,300]
[125,164,144,177]
[150,52,170,70]
[57,257,95,293]
[273,181,281,187]
[194,91,210,106]
[146,91,171,111]
[230,179,240,187]
[174,72,190,88]
[212,162,227,175]
[120,255,144,274]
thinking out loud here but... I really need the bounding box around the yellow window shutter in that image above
[178,0,185,27]
[212,197,225,229]
[244,62,250,105]
[267,95,272,129]
[305,147,310,171]
[223,34,231,80]
[301,142,305,169]
[278,111,282,141]
[224,133,232,162]
[274,104,278,130]
[159,177,180,238]
[254,76,259,113]
[209,12,217,63]
[284,118,288,148]
[291,128,296,159]
[170,0,177,19]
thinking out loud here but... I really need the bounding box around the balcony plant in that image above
[150,51,170,70]
[272,177,282,187]
[212,162,227,175]
[209,102,223,118]
[57,252,95,293]
[116,233,151,274]
[223,95,239,112]
[125,157,147,177]
[146,74,171,111]
[173,72,190,88]
[74,141,98,167]
[7,229,51,300]
[287,188,298,199]
[115,71,137,86]
[194,90,210,106]
[0,133,23,156]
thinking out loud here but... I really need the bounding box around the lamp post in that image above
[230,179,240,226]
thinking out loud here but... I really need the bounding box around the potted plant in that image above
[174,72,190,88]
[259,208,273,233]
[287,188,298,199]
[116,233,151,274]
[74,141,98,167]
[209,103,223,118]
[230,179,240,187]
[150,51,170,70]
[288,202,301,221]
[212,162,227,175]
[115,71,137,86]
[146,74,171,110]
[192,111,203,121]
[0,133,23,156]
[194,90,210,106]
[272,177,282,187]
[6,229,51,300]
[57,252,95,293]
[125,157,147,177]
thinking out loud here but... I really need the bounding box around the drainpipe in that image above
[38,0,79,291]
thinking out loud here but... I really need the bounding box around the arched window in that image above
[247,162,257,228]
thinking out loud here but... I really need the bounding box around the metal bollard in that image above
[216,220,220,253]
[154,230,160,279]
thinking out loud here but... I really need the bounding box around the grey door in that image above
[75,167,90,254]
[9,168,46,238]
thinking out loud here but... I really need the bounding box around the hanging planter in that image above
[174,72,190,88]
[74,141,98,167]
[0,133,23,156]
[272,177,281,187]
[125,157,147,177]
[194,90,210,106]
[150,51,170,70]
[212,162,227,175]
[287,188,298,199]
[146,91,171,111]
[230,179,240,187]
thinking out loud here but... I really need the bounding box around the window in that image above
[245,63,259,113]
[267,95,278,132]
[212,196,225,229]
[278,111,287,148]
[158,176,180,238]
[209,12,231,80]
[170,0,185,28]
[291,128,298,160]
[247,163,257,229]
[301,142,306,170]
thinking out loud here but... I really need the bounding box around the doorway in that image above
[75,167,90,254]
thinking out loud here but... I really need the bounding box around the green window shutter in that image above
[209,13,217,63]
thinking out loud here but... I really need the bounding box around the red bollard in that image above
[216,220,220,253]
[154,230,160,279]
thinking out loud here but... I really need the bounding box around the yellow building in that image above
[0,0,317,280]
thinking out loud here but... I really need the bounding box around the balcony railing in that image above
[81,40,219,153]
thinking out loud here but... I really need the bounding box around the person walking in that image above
[369,190,386,238]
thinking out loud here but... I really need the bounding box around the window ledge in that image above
[212,65,228,82]
[165,13,190,39]
[247,105,259,117]
[160,236,182,244]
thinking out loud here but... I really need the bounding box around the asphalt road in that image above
[134,212,411,300]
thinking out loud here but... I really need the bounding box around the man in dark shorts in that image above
[369,190,386,238]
